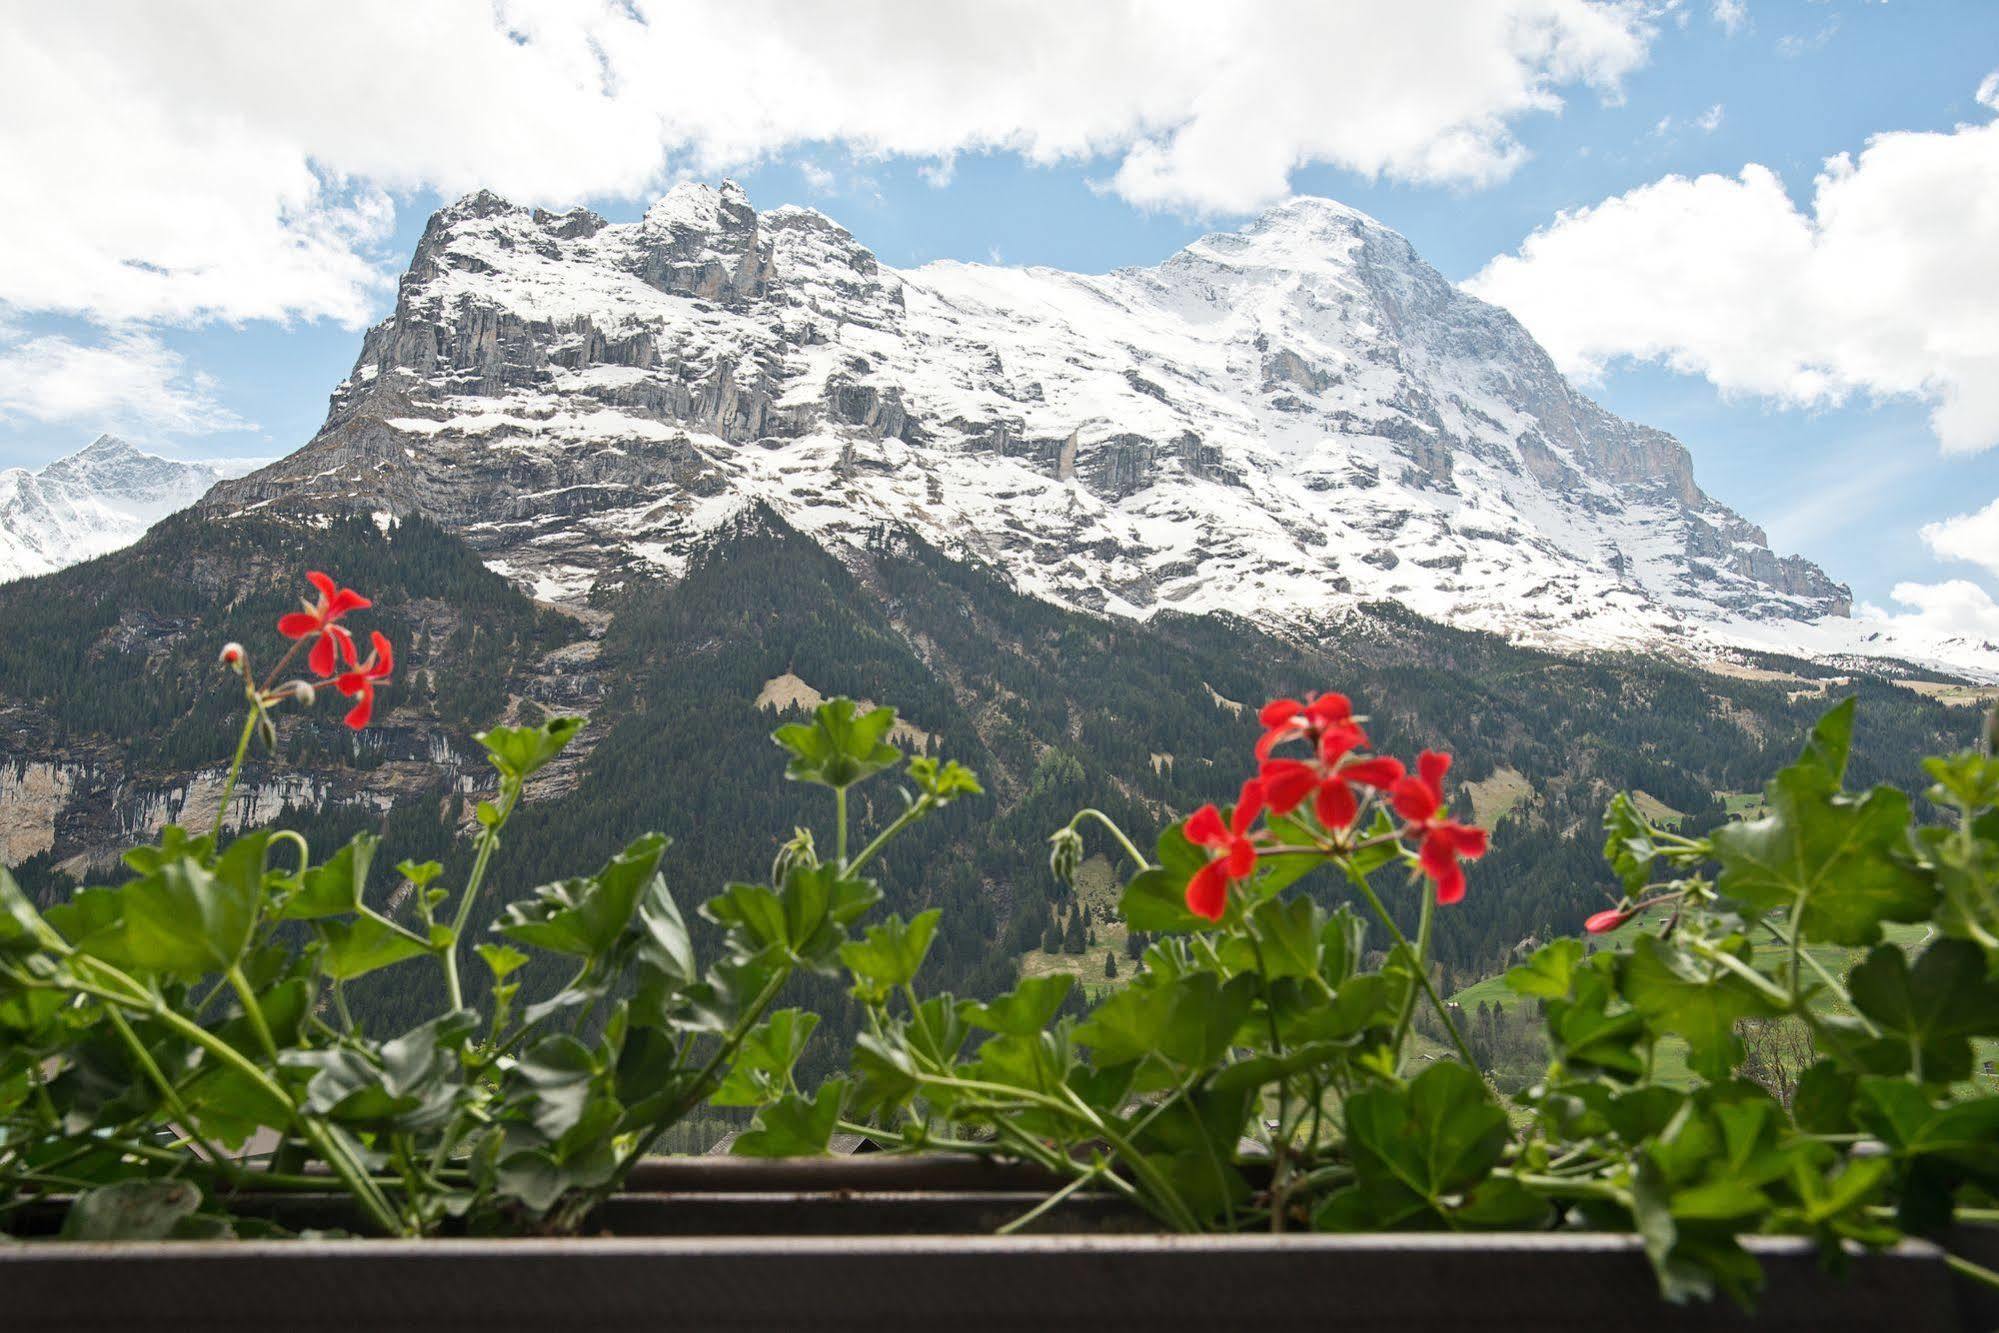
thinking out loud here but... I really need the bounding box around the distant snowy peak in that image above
[0,437,250,583]
[203,181,1988,679]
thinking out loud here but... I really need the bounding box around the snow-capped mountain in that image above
[0,437,255,584]
[204,182,1992,677]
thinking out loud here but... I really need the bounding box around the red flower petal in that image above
[1391,775,1439,823]
[1258,698,1302,728]
[277,612,320,639]
[1304,694,1352,724]
[1224,837,1257,878]
[326,588,372,618]
[308,625,353,678]
[1418,830,1458,881]
[306,571,336,601]
[1185,862,1229,922]
[1417,750,1451,798]
[1258,759,1319,815]
[1450,823,1489,860]
[1340,756,1406,790]
[1230,778,1266,835]
[1185,804,1228,849]
[1314,778,1358,829]
[343,690,373,730]
[1317,720,1366,765]
[1432,859,1466,905]
[366,631,393,676]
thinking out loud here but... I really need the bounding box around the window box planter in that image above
[4,1156,1991,1332]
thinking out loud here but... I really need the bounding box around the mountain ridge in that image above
[0,436,260,584]
[6,181,1951,678]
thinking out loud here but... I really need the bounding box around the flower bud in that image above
[219,642,245,668]
[288,680,317,707]
[771,826,818,882]
[1047,825,1085,888]
[1584,906,1635,935]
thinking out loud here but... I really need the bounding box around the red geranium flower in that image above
[1390,751,1489,905]
[1183,778,1265,922]
[1584,907,1635,935]
[1255,698,1403,830]
[278,571,371,677]
[1256,693,1354,761]
[333,631,393,730]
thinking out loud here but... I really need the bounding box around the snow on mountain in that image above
[0,437,260,583]
[203,182,1995,679]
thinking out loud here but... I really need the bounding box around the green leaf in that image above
[1118,825,1212,933]
[1621,936,1779,1081]
[0,865,60,954]
[839,910,941,1005]
[85,834,271,978]
[1848,938,1999,1084]
[712,1009,820,1108]
[1603,793,1667,894]
[1316,1062,1532,1232]
[283,833,378,920]
[61,1180,203,1240]
[705,859,879,971]
[476,941,529,981]
[515,1035,603,1142]
[476,716,584,781]
[299,1011,475,1131]
[1544,955,1648,1079]
[1506,937,1584,1000]
[906,756,983,804]
[1245,894,1321,979]
[733,1080,846,1157]
[1712,700,1935,946]
[497,833,669,959]
[962,974,1074,1037]
[1076,971,1253,1069]
[320,916,430,980]
[771,698,900,790]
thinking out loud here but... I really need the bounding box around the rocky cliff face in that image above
[198,183,1966,670]
[0,436,253,583]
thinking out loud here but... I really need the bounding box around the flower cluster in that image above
[222,571,393,730]
[1180,691,1487,922]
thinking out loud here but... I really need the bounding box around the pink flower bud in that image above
[1584,907,1635,935]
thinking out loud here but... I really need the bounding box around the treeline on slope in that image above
[2,508,1983,1084]
[0,513,571,769]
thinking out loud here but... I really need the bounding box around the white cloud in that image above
[1467,86,1999,453]
[1922,498,1999,580]
[1712,0,1746,34]
[1695,103,1724,132]
[1861,580,1999,647]
[0,329,252,436]
[1979,71,1999,111]
[797,161,836,192]
[0,1,1652,328]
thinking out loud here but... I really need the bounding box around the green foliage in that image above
[0,663,977,1240]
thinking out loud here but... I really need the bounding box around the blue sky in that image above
[4,0,1997,621]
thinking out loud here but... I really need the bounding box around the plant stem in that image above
[76,959,405,1235]
[442,776,519,1012]
[835,786,849,865]
[1338,862,1478,1070]
[849,796,932,875]
[209,707,261,844]
[997,1160,1107,1235]
[1067,809,1153,872]
[1944,1249,1999,1293]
